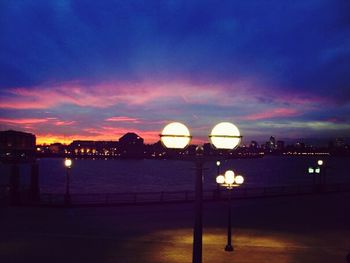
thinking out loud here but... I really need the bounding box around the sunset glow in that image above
[1,1,349,145]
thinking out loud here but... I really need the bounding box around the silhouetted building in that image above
[263,136,276,153]
[0,130,36,162]
[118,133,144,158]
[49,143,65,154]
[0,130,39,204]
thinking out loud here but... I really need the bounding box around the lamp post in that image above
[216,161,221,175]
[317,160,326,185]
[64,158,72,205]
[308,159,324,192]
[216,170,244,251]
[216,161,221,199]
[160,121,241,263]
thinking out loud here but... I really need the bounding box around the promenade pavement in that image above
[1,192,350,263]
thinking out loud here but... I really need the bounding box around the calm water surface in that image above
[1,156,349,193]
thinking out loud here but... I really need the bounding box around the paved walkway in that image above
[1,193,350,263]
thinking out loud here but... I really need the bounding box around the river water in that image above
[1,156,349,193]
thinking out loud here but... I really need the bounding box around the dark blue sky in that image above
[0,0,349,144]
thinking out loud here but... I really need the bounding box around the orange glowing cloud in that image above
[36,129,160,145]
[36,126,160,145]
[36,132,120,145]
[84,126,160,143]
[242,108,300,121]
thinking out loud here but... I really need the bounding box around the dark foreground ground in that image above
[1,192,350,263]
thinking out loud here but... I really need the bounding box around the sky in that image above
[0,0,350,145]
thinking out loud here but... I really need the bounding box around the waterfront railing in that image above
[33,183,350,207]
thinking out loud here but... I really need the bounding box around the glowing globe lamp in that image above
[224,170,235,185]
[209,122,241,149]
[64,158,72,168]
[216,175,225,184]
[160,122,191,149]
[317,160,323,166]
[235,175,244,185]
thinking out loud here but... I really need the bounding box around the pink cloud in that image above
[242,108,300,121]
[0,117,49,124]
[54,121,76,126]
[0,79,334,113]
[0,80,230,110]
[105,116,140,123]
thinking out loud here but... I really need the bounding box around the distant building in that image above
[49,143,65,154]
[264,136,276,152]
[118,133,144,158]
[0,130,36,162]
[276,140,285,151]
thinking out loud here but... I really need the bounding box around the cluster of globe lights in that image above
[216,170,244,189]
[308,159,324,174]
[160,121,241,150]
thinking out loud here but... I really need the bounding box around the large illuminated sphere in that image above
[235,175,244,185]
[317,160,323,166]
[210,122,241,149]
[216,175,225,184]
[64,158,72,168]
[160,122,191,149]
[224,170,235,185]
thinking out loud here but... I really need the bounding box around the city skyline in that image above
[1,1,350,145]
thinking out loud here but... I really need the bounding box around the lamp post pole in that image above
[65,167,70,205]
[216,161,221,198]
[308,160,324,193]
[160,122,241,263]
[225,188,233,251]
[64,159,72,206]
[216,171,244,252]
[193,147,204,263]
